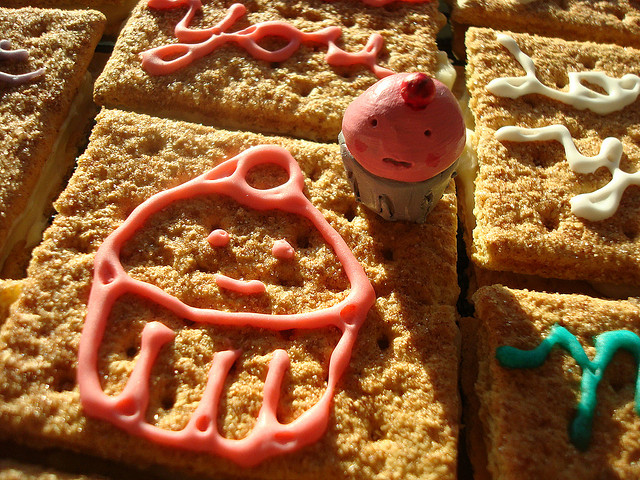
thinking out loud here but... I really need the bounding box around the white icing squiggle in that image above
[496,125,639,221]
[487,34,640,115]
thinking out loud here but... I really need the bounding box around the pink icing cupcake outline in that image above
[77,145,376,467]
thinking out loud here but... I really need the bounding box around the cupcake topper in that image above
[401,73,436,110]
[339,72,465,222]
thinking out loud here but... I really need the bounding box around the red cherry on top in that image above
[401,73,436,110]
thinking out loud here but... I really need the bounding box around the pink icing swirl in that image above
[77,145,376,466]
[140,1,393,78]
[0,39,44,86]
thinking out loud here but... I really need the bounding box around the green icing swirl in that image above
[496,324,640,450]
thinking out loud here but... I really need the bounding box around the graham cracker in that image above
[458,315,489,480]
[0,108,460,479]
[450,0,640,59]
[93,0,448,143]
[461,27,640,288]
[0,459,104,480]
[0,7,105,278]
[1,0,135,35]
[0,280,22,328]
[470,285,640,479]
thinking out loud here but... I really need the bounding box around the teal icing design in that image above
[496,324,640,451]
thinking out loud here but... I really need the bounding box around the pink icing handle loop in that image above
[234,24,302,63]
[225,144,305,203]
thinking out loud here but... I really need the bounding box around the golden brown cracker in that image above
[0,108,461,479]
[94,0,447,142]
[471,285,640,479]
[451,0,640,58]
[462,28,640,287]
[0,7,105,278]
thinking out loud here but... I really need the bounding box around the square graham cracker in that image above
[0,109,461,480]
[449,0,640,58]
[0,0,133,36]
[93,0,449,143]
[0,7,105,278]
[468,285,640,480]
[461,27,640,289]
[0,459,104,480]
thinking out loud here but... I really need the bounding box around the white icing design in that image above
[487,34,640,115]
[496,125,639,221]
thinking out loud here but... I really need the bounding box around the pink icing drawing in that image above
[207,228,229,247]
[272,239,295,260]
[77,145,376,466]
[140,0,393,78]
[0,39,44,86]
[341,72,466,182]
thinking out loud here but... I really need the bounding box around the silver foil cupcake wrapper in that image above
[339,132,459,223]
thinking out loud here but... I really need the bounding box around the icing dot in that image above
[272,239,295,260]
[208,229,230,247]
